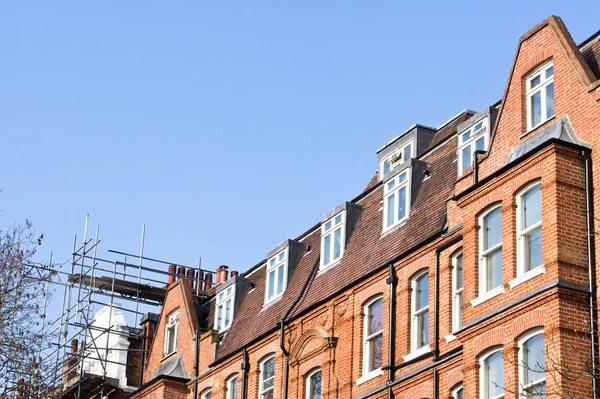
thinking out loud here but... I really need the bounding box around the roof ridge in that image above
[579,28,600,50]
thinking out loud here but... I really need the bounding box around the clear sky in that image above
[0,1,598,316]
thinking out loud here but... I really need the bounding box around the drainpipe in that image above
[432,234,463,399]
[384,263,398,399]
[473,150,486,185]
[241,347,249,399]
[280,255,320,399]
[139,330,146,388]
[194,329,200,399]
[583,150,599,398]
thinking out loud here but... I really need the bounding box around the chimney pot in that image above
[231,271,239,278]
[168,264,176,284]
[186,268,195,288]
[196,270,204,291]
[217,265,229,284]
[204,273,213,291]
[177,266,185,280]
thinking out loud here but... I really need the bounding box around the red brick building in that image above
[129,16,600,399]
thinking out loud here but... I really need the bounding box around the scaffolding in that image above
[5,216,216,399]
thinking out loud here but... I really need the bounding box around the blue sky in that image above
[0,2,598,318]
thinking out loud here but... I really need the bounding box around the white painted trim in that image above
[516,181,543,277]
[410,270,430,353]
[264,248,288,305]
[526,61,554,131]
[403,344,431,362]
[518,328,546,397]
[508,265,545,289]
[479,347,505,399]
[355,368,383,386]
[362,295,384,377]
[305,368,322,399]
[320,210,346,271]
[470,285,505,308]
[478,205,503,295]
[444,334,457,343]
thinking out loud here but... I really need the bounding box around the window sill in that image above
[522,115,556,138]
[261,295,283,311]
[508,265,545,289]
[317,259,342,276]
[160,351,178,362]
[444,334,457,343]
[380,218,408,239]
[470,285,505,308]
[356,368,383,385]
[403,345,431,362]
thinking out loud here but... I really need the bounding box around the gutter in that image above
[583,150,599,398]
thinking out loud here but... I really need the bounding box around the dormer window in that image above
[383,169,410,231]
[380,141,413,177]
[320,211,346,270]
[527,61,554,131]
[458,118,489,176]
[215,285,235,332]
[265,249,287,303]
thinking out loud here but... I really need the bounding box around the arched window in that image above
[452,252,464,332]
[518,329,546,398]
[451,384,464,399]
[363,296,384,376]
[479,205,503,295]
[411,271,429,353]
[200,388,212,399]
[517,182,543,275]
[306,368,322,399]
[226,373,239,399]
[480,347,504,399]
[259,355,275,399]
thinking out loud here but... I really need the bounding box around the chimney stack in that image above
[70,339,78,356]
[167,264,176,284]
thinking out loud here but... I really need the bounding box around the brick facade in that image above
[129,16,600,399]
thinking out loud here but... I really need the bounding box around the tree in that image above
[0,219,56,398]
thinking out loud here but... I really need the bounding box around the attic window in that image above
[458,117,489,176]
[527,61,554,131]
[164,309,180,356]
[320,211,346,270]
[265,249,287,303]
[215,285,235,332]
[383,169,410,232]
[380,141,413,177]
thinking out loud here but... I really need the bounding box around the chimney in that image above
[216,265,229,284]
[70,339,78,356]
[167,264,176,284]
[203,273,213,291]
[177,266,185,280]
[196,270,204,291]
[186,268,195,288]
[231,271,239,278]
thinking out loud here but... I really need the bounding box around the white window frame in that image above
[362,295,384,377]
[410,270,430,353]
[380,141,414,178]
[516,181,543,276]
[264,249,288,304]
[215,284,236,332]
[259,355,275,399]
[477,205,503,298]
[458,117,489,176]
[526,61,555,131]
[383,169,411,232]
[305,368,322,399]
[480,347,505,399]
[226,374,239,399]
[452,251,464,333]
[451,384,464,399]
[320,211,346,270]
[200,389,212,399]
[164,309,180,356]
[518,329,546,398]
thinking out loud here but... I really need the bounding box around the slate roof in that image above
[213,111,473,363]
[581,30,600,80]
[151,354,189,380]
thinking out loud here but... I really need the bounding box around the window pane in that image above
[398,186,407,220]
[368,298,383,335]
[461,146,472,173]
[399,172,407,183]
[484,208,502,250]
[525,334,546,383]
[461,130,471,143]
[456,292,463,329]
[263,357,275,380]
[403,144,412,161]
[546,82,554,118]
[475,136,485,152]
[369,334,383,370]
[416,274,429,309]
[523,186,542,229]
[419,311,429,346]
[486,351,504,397]
[474,121,483,132]
[267,270,275,299]
[486,248,503,291]
[279,252,285,262]
[333,228,341,260]
[225,299,232,327]
[323,234,331,265]
[277,264,284,294]
[230,377,238,399]
[386,194,395,227]
[545,66,553,78]
[387,179,396,190]
[334,214,342,225]
[455,387,464,399]
[216,305,223,331]
[383,160,391,176]
[531,91,541,127]
[525,227,543,272]
[262,392,273,399]
[525,383,546,399]
[309,370,322,399]
[324,221,331,231]
[530,75,541,89]
[456,254,463,289]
